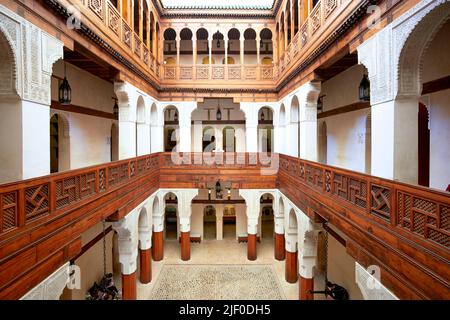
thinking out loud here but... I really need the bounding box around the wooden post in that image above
[152,231,164,261]
[300,276,314,300]
[247,233,257,261]
[274,232,286,260]
[180,231,190,261]
[139,248,152,284]
[285,250,298,283]
[122,272,137,300]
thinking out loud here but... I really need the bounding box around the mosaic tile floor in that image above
[148,264,286,300]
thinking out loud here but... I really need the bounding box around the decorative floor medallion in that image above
[149,264,286,300]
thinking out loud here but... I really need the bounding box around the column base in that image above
[274,233,285,261]
[121,272,137,300]
[247,233,257,261]
[152,231,164,261]
[300,276,314,300]
[285,250,298,283]
[139,248,152,284]
[180,231,190,261]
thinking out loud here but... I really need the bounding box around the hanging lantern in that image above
[215,180,222,199]
[260,111,265,121]
[59,63,72,105]
[113,100,119,118]
[359,74,370,101]
[174,111,179,122]
[216,99,222,121]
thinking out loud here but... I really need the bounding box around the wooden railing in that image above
[0,152,449,299]
[0,154,159,236]
[162,64,274,82]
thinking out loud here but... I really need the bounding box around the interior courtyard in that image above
[0,0,449,301]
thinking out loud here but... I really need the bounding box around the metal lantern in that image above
[216,107,222,121]
[58,76,72,105]
[359,74,370,101]
[174,111,179,122]
[113,100,119,118]
[260,111,265,121]
[317,96,324,113]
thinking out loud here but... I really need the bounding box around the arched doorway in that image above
[203,205,216,240]
[260,28,273,64]
[223,205,236,240]
[180,28,193,65]
[136,96,147,156]
[244,28,257,64]
[290,96,300,157]
[318,121,327,164]
[258,107,274,153]
[228,28,240,65]
[260,193,274,240]
[163,28,176,65]
[196,28,209,65]
[223,126,236,152]
[50,114,70,173]
[164,192,178,240]
[164,106,179,152]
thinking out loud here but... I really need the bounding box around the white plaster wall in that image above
[320,64,370,173]
[191,204,204,237]
[51,61,116,169]
[421,20,450,191]
[327,234,364,300]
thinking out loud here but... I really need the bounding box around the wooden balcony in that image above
[161,64,275,84]
[0,152,448,299]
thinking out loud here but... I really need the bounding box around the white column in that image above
[241,103,259,153]
[176,36,181,66]
[112,215,139,276]
[208,37,213,66]
[214,127,224,152]
[239,190,261,235]
[216,204,224,240]
[178,189,199,232]
[115,83,137,159]
[137,121,151,156]
[256,35,261,65]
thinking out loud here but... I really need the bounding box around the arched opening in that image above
[203,205,216,240]
[223,126,236,152]
[111,123,119,161]
[138,207,150,248]
[290,95,300,157]
[258,107,274,153]
[212,31,224,65]
[318,121,327,164]
[244,28,257,65]
[223,205,236,240]
[202,126,215,152]
[286,1,292,45]
[180,28,193,66]
[50,114,70,173]
[155,23,160,61]
[228,28,240,65]
[164,192,178,240]
[365,113,372,175]
[279,104,286,153]
[260,28,273,64]
[136,96,147,156]
[260,193,274,240]
[293,0,299,35]
[196,28,209,65]
[164,106,179,152]
[279,13,285,55]
[163,28,176,65]
[287,209,298,244]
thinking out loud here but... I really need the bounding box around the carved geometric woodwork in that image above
[55,173,96,210]
[0,191,18,233]
[25,184,49,220]
[107,2,120,35]
[371,184,391,220]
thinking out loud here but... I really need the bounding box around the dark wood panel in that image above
[51,101,118,120]
[422,75,450,95]
[317,101,370,119]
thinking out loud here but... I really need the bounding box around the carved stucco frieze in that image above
[358,0,450,104]
[0,5,63,105]
[21,262,70,300]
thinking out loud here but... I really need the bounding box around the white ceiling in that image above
[160,0,275,9]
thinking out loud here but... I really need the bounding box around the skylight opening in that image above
[160,0,275,9]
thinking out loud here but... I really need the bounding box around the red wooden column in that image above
[285,250,298,283]
[122,272,137,300]
[139,248,152,284]
[274,233,286,260]
[180,231,190,261]
[152,231,164,261]
[247,233,257,261]
[300,276,314,300]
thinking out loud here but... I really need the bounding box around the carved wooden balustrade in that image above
[162,64,275,82]
[0,152,449,299]
[279,154,450,299]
